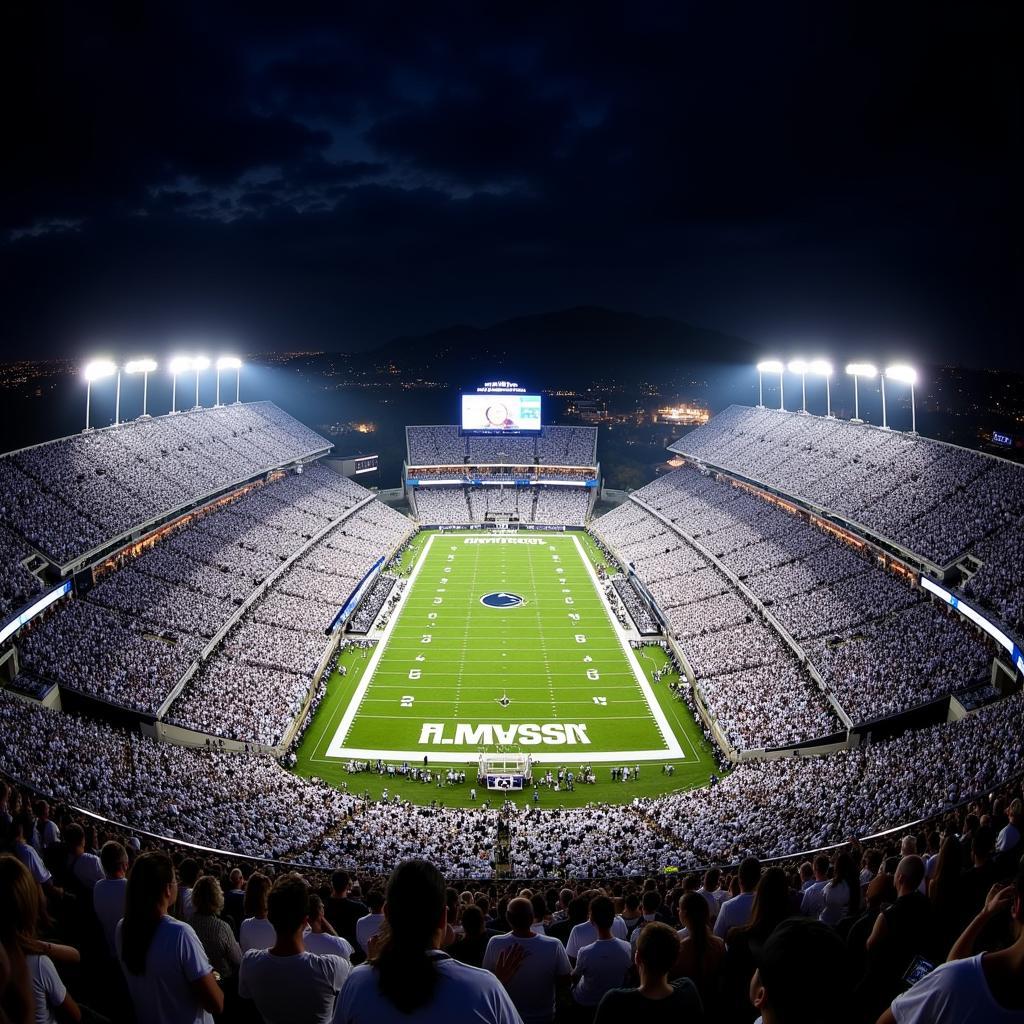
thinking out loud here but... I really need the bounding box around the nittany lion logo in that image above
[480,592,526,609]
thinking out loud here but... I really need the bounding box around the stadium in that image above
[2,367,1023,1021]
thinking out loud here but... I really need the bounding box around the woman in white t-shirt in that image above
[0,854,82,1024]
[117,851,223,1024]
[240,872,276,952]
[820,853,862,928]
[334,859,522,1024]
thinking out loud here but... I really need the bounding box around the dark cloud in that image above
[0,2,1019,366]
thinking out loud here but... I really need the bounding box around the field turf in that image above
[292,531,720,808]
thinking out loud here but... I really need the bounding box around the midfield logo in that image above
[480,592,526,608]
[418,723,591,745]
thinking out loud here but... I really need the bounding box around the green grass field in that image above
[292,531,720,808]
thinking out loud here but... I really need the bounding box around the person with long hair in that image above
[0,854,81,1024]
[333,859,522,1023]
[116,851,223,1023]
[673,890,726,1012]
[820,853,862,928]
[724,867,795,1023]
[239,872,274,952]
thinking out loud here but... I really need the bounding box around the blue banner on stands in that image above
[329,557,385,633]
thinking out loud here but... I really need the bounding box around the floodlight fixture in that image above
[215,356,242,405]
[885,364,919,433]
[756,360,785,409]
[191,356,210,409]
[845,363,878,423]
[808,359,834,416]
[169,355,192,413]
[83,359,116,431]
[125,359,158,418]
[788,359,810,413]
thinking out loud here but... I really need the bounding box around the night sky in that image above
[2,2,1020,367]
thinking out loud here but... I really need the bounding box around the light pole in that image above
[809,359,833,417]
[169,355,191,413]
[845,363,877,423]
[192,356,210,410]
[788,359,809,414]
[885,364,919,434]
[83,359,116,431]
[125,359,158,418]
[216,356,241,406]
[756,360,785,410]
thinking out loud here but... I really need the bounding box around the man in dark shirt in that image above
[548,896,589,946]
[859,855,936,1017]
[447,905,500,968]
[324,869,367,950]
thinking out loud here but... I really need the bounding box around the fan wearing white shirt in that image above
[240,872,276,952]
[116,851,223,1024]
[63,823,104,892]
[355,890,385,957]
[334,859,523,1024]
[571,896,633,1009]
[714,857,761,939]
[566,902,629,963]
[93,840,129,957]
[239,873,350,1024]
[306,894,354,960]
[482,897,571,1024]
[881,865,1024,1024]
[799,854,830,920]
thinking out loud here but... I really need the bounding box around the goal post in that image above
[478,753,533,790]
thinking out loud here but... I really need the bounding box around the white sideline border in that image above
[324,532,684,764]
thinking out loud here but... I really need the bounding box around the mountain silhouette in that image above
[372,306,754,385]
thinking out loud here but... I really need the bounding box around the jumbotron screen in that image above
[460,393,542,434]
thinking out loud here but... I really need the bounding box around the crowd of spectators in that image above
[592,500,841,750]
[6,769,1023,1024]
[166,501,414,745]
[406,424,598,467]
[14,465,379,716]
[0,525,46,623]
[413,485,590,526]
[610,577,658,634]
[673,405,1024,637]
[593,464,996,733]
[4,670,1024,883]
[0,402,331,565]
[347,576,399,633]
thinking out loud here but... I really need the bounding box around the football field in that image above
[324,532,684,763]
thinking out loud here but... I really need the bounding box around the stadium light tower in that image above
[169,355,191,413]
[125,358,158,418]
[809,359,834,417]
[788,359,809,414]
[191,355,210,410]
[756,359,785,410]
[83,359,116,431]
[845,363,877,423]
[885,364,919,434]
[216,356,242,406]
